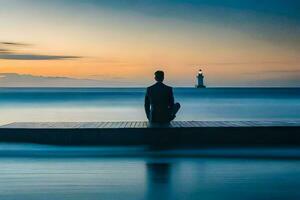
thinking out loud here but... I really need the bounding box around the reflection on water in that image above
[147,162,172,200]
[1,157,300,200]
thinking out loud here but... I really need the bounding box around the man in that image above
[144,70,180,123]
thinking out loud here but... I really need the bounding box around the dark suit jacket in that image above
[144,82,174,123]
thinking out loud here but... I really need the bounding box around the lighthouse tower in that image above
[196,69,206,88]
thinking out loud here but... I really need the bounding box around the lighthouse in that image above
[196,69,206,88]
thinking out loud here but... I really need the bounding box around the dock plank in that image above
[135,122,143,128]
[176,121,184,127]
[170,121,180,128]
[143,122,149,128]
[120,122,127,128]
[131,121,137,128]
[110,122,119,128]
[124,122,130,128]
[116,122,122,128]
[105,122,115,128]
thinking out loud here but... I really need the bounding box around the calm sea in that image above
[0,87,300,125]
[0,155,300,200]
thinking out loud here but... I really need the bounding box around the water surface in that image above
[1,87,300,125]
[0,156,299,200]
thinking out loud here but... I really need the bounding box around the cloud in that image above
[0,42,31,46]
[0,73,134,87]
[0,53,81,60]
[201,61,300,66]
[0,41,81,60]
[243,69,300,75]
[261,69,300,74]
[0,48,11,53]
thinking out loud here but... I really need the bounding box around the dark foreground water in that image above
[1,156,300,200]
[0,144,300,200]
[1,87,300,125]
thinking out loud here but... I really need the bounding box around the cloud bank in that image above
[0,41,81,60]
[0,54,81,60]
[0,73,131,87]
[0,42,31,46]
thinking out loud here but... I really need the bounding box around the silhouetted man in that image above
[145,70,180,123]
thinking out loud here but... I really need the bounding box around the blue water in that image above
[0,155,300,200]
[0,87,300,125]
[0,143,300,199]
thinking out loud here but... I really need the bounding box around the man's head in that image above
[154,70,164,82]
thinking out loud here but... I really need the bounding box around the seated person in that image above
[144,70,180,123]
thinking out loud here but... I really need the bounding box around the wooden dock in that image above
[0,121,300,147]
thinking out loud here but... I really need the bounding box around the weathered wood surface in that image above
[0,121,300,147]
[1,120,300,129]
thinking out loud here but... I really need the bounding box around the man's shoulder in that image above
[163,83,173,90]
[147,82,173,90]
[147,83,156,90]
[150,83,157,88]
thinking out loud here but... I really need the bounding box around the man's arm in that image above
[169,87,175,108]
[144,88,150,120]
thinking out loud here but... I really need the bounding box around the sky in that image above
[0,0,300,87]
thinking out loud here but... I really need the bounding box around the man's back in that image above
[144,70,180,123]
[144,82,174,123]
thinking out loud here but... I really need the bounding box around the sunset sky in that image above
[1,0,300,87]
